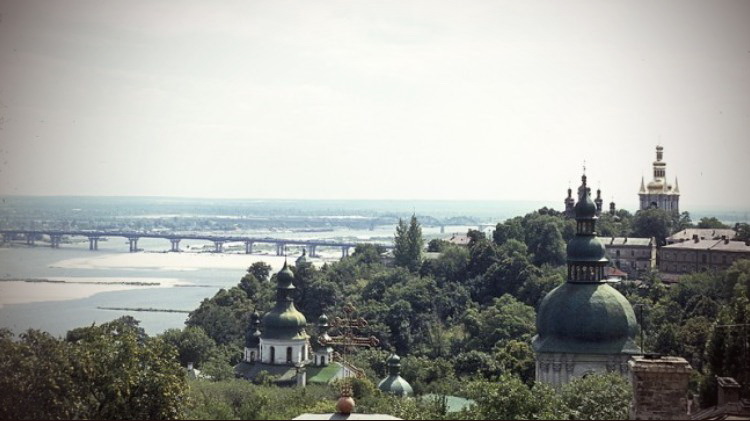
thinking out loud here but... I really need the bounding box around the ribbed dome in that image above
[261,306,307,339]
[378,354,413,397]
[533,282,639,355]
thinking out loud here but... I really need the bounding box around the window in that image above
[270,347,275,364]
[702,254,707,264]
[287,347,293,363]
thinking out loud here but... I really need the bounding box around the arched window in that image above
[286,347,293,363]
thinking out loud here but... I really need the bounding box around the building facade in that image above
[533,173,640,388]
[659,237,750,274]
[639,146,680,212]
[601,237,656,277]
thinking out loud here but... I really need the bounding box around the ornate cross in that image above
[318,303,379,378]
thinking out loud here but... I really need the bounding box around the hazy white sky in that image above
[0,0,748,210]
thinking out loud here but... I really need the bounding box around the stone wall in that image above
[629,356,692,420]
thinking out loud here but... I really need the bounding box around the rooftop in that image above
[668,228,737,243]
[663,239,750,252]
[601,237,654,247]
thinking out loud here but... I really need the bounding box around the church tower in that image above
[533,173,640,387]
[564,187,575,218]
[639,146,680,212]
[259,262,309,365]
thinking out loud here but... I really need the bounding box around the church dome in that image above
[377,354,413,397]
[261,262,308,340]
[262,307,307,339]
[277,263,296,289]
[574,189,597,218]
[296,249,309,266]
[533,282,640,355]
[533,169,640,356]
[567,236,607,262]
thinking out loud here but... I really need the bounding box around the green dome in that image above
[567,236,607,262]
[261,304,308,340]
[378,354,413,397]
[533,282,640,355]
[261,262,307,340]
[378,375,414,397]
[574,189,597,218]
[277,263,296,289]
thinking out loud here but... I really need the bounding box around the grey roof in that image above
[663,239,750,252]
[600,237,654,247]
[445,234,471,246]
[668,228,736,243]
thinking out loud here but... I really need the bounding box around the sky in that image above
[0,0,748,211]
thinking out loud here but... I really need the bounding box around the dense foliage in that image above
[4,205,748,419]
[0,317,187,420]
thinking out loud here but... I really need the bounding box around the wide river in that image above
[0,225,469,336]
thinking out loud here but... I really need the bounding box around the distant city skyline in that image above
[0,1,748,210]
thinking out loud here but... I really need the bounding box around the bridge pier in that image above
[128,238,139,252]
[170,239,180,252]
[88,237,100,251]
[245,241,254,254]
[276,243,286,256]
[26,233,35,246]
[213,241,224,253]
[50,234,62,248]
[307,245,317,258]
[341,246,349,258]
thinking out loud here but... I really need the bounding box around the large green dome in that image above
[533,282,640,355]
[261,262,308,340]
[261,305,308,340]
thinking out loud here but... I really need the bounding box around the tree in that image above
[0,319,188,420]
[523,214,566,266]
[735,223,750,242]
[353,243,386,264]
[394,215,423,272]
[493,217,524,246]
[248,261,272,282]
[697,216,728,229]
[560,373,632,420]
[427,238,450,252]
[632,208,674,246]
[160,326,218,368]
[463,374,539,419]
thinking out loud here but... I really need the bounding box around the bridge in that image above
[0,230,393,258]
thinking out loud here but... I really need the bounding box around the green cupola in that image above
[377,354,413,397]
[533,173,640,356]
[261,262,308,340]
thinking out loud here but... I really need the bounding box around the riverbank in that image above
[0,276,185,308]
